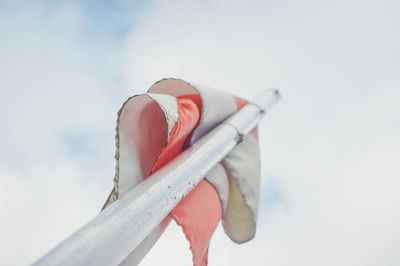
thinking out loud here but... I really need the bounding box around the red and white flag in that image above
[103,78,261,265]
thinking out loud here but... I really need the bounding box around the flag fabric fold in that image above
[103,78,261,265]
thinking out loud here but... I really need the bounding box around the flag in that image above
[102,78,261,265]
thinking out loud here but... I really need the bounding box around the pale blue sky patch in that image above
[62,131,91,155]
[67,0,148,38]
[258,177,287,222]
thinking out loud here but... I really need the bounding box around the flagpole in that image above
[33,89,280,266]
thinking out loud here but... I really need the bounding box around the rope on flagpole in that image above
[33,89,280,266]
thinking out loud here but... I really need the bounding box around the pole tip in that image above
[270,89,282,100]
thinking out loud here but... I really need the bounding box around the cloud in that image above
[0,1,129,264]
[0,163,99,265]
[1,0,399,265]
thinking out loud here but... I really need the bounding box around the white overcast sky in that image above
[1,0,399,265]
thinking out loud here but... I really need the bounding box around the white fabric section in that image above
[110,92,180,265]
[118,128,143,196]
[222,172,255,243]
[147,93,179,141]
[222,133,261,243]
[148,78,198,97]
[116,94,167,197]
[189,83,238,143]
[205,163,230,212]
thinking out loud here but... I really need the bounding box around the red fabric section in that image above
[234,96,248,110]
[151,94,201,172]
[171,180,221,266]
[150,93,222,266]
[234,96,258,138]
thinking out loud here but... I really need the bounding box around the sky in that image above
[0,0,399,265]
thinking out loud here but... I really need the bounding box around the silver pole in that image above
[33,89,280,266]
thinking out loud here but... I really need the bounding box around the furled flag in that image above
[102,78,261,265]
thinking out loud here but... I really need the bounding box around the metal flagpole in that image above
[33,89,280,266]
